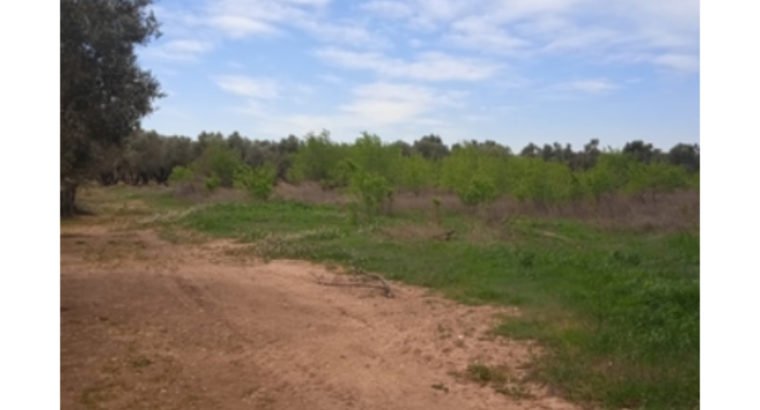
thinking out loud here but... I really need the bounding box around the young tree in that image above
[668,143,700,173]
[623,140,658,164]
[61,0,162,215]
[413,134,450,160]
[520,143,541,158]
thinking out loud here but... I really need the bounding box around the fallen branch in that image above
[312,268,395,298]
[360,271,394,298]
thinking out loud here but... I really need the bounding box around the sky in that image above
[137,0,699,150]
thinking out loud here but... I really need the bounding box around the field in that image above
[61,183,698,409]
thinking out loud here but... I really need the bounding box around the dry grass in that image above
[273,183,698,233]
[479,190,699,232]
[378,223,453,241]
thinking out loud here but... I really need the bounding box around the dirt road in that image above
[61,221,577,409]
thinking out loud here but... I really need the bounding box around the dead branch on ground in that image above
[312,268,395,298]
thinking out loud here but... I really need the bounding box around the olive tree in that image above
[61,0,162,215]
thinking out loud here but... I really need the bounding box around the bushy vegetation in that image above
[92,127,698,216]
[234,164,276,200]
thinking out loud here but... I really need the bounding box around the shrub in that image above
[322,159,357,189]
[625,161,690,200]
[399,154,434,194]
[583,154,635,201]
[193,143,243,188]
[168,165,194,185]
[509,158,574,206]
[204,174,221,192]
[235,164,276,200]
[458,175,498,206]
[288,131,347,184]
[349,132,402,184]
[350,172,393,220]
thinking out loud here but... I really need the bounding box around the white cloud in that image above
[564,79,618,94]
[539,26,624,53]
[318,74,345,84]
[448,16,529,52]
[360,1,413,18]
[341,82,440,124]
[315,48,501,81]
[287,0,331,6]
[299,20,388,48]
[545,78,619,97]
[166,40,212,54]
[144,39,213,61]
[652,53,699,73]
[360,0,698,73]
[204,0,326,38]
[209,15,278,38]
[214,75,280,99]
[239,81,465,139]
[494,0,585,20]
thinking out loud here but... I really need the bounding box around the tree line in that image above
[95,129,699,210]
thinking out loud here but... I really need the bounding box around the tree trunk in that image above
[61,183,78,217]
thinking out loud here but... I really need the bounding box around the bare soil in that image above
[61,219,578,409]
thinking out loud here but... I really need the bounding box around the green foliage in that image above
[288,131,347,184]
[204,174,221,192]
[109,128,699,210]
[668,143,700,173]
[644,162,690,193]
[582,153,635,200]
[60,0,162,214]
[168,165,194,185]
[177,201,349,240]
[413,134,450,160]
[192,142,243,188]
[625,161,687,198]
[350,133,402,182]
[323,159,357,189]
[399,154,434,194]
[459,175,498,206]
[440,144,508,204]
[234,165,276,200]
[105,128,700,219]
[509,158,574,205]
[350,172,393,220]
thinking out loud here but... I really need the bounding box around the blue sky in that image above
[137,0,699,150]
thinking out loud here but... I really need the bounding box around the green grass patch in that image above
[117,189,698,409]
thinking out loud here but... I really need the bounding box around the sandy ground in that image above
[61,220,578,409]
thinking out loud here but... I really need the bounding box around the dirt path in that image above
[61,220,577,410]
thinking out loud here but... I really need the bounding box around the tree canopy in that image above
[60,0,162,215]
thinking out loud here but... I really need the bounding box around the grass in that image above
[79,185,699,409]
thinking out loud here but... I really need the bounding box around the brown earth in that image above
[61,219,578,410]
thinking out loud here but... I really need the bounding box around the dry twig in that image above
[312,268,395,298]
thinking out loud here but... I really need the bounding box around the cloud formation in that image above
[139,0,699,146]
[214,75,280,99]
[315,48,501,81]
